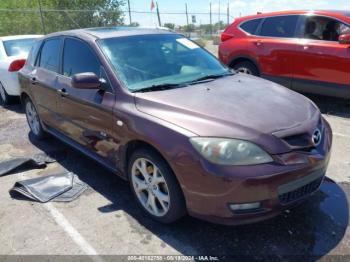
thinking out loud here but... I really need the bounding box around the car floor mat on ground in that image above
[0,151,66,177]
[52,174,89,202]
[9,172,88,203]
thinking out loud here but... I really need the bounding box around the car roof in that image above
[0,35,43,41]
[236,10,350,23]
[45,26,176,40]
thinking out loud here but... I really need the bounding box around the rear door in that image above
[56,37,117,163]
[251,15,300,87]
[292,15,350,97]
[29,37,62,129]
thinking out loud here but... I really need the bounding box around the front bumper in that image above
[173,119,332,225]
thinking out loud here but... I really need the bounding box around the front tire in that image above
[128,148,186,223]
[233,61,259,76]
[24,98,46,140]
[0,82,11,105]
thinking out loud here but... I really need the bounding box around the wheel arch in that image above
[122,139,172,180]
[20,91,30,106]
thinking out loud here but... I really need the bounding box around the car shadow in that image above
[304,94,350,119]
[0,100,23,114]
[28,133,349,259]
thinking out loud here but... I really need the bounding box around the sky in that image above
[126,0,350,26]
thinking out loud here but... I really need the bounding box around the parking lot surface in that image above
[0,52,350,259]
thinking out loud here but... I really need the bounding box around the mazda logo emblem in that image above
[312,129,322,146]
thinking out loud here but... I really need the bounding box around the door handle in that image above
[253,40,263,46]
[57,88,69,97]
[30,77,37,85]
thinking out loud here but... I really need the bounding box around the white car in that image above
[0,35,43,104]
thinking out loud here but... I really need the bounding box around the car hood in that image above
[134,74,320,154]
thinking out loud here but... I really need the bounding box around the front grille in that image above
[279,177,323,204]
[280,116,324,149]
[282,133,313,148]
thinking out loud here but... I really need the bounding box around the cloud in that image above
[227,0,350,17]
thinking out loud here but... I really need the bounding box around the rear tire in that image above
[233,61,259,76]
[128,148,186,224]
[0,82,11,105]
[24,98,46,140]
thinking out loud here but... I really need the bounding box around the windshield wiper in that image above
[188,72,234,85]
[132,83,185,93]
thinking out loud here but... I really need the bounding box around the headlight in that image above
[189,137,273,165]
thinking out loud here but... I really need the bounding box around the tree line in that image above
[0,0,125,36]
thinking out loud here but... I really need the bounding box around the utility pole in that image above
[227,2,229,26]
[37,0,46,34]
[210,2,212,36]
[185,3,189,37]
[156,2,161,27]
[127,0,132,25]
[185,3,189,26]
[218,0,221,25]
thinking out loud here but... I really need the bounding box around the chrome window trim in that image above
[257,14,300,39]
[238,14,301,38]
[238,18,264,36]
[238,12,350,42]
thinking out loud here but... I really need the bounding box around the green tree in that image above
[0,0,125,35]
[163,23,175,30]
[0,0,42,35]
[182,24,195,32]
[199,24,212,34]
[129,21,140,27]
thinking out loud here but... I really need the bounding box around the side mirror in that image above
[339,34,350,44]
[71,72,101,89]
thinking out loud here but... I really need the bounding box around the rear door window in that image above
[27,40,42,66]
[39,38,61,73]
[259,15,299,38]
[62,38,100,77]
[240,19,262,35]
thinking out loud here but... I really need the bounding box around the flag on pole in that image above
[150,0,155,11]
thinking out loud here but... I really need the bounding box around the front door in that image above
[56,37,118,164]
[293,15,350,97]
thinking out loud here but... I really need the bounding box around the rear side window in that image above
[0,41,4,60]
[260,15,299,38]
[39,38,60,73]
[240,19,262,35]
[3,38,37,57]
[27,40,42,66]
[63,38,100,77]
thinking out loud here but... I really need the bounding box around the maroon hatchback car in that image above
[19,27,332,225]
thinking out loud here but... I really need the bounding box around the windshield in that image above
[98,34,229,92]
[3,38,37,57]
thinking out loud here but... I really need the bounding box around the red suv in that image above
[219,10,350,99]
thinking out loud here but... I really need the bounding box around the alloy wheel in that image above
[131,158,170,217]
[26,101,41,136]
[236,67,252,74]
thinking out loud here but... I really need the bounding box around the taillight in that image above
[221,32,234,42]
[8,59,26,72]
